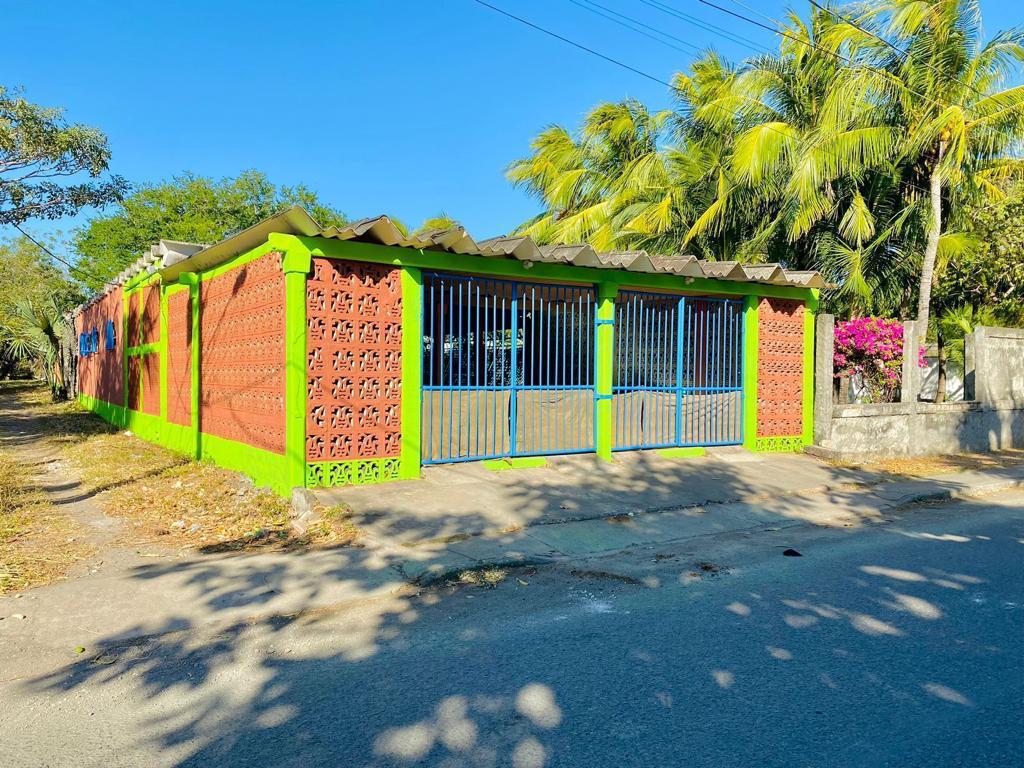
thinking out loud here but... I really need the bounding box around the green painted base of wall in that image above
[306,458,403,488]
[78,394,293,495]
[657,446,707,459]
[752,435,806,453]
[482,457,548,472]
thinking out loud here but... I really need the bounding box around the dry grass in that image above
[0,448,93,593]
[457,567,508,589]
[847,449,1024,478]
[99,460,359,553]
[10,384,359,555]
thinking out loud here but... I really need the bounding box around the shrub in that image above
[833,317,925,403]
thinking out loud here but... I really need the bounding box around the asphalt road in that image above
[4,492,1023,768]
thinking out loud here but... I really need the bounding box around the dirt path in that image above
[0,387,183,591]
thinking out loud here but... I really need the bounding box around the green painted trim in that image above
[272,235,816,302]
[126,342,160,356]
[78,392,293,495]
[306,458,402,488]
[742,295,759,450]
[595,282,618,461]
[657,446,707,459]
[482,456,548,471]
[197,241,280,283]
[753,436,805,453]
[281,241,312,492]
[802,295,817,446]
[399,267,423,480]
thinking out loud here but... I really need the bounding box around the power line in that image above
[568,0,705,57]
[805,0,987,102]
[636,0,769,54]
[472,0,940,202]
[470,0,672,87]
[12,224,116,288]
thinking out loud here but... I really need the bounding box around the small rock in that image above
[12,614,26,620]
[74,646,86,654]
[517,578,530,586]
[173,480,183,489]
[170,519,186,530]
[188,523,202,533]
[783,548,802,557]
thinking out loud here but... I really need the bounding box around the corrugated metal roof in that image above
[94,206,826,308]
[302,209,826,289]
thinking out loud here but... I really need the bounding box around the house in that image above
[73,207,823,495]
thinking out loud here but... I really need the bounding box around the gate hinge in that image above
[595,393,613,401]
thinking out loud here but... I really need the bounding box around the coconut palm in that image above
[813,0,1024,333]
[0,296,70,400]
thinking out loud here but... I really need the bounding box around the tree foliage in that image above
[508,0,1024,323]
[0,86,127,227]
[73,170,349,291]
[0,237,83,395]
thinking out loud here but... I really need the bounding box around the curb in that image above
[404,476,1024,586]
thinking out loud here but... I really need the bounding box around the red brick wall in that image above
[75,286,124,405]
[757,297,805,437]
[199,252,286,454]
[306,258,402,462]
[166,290,192,427]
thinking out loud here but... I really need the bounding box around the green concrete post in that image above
[595,282,618,461]
[802,290,818,446]
[281,244,313,491]
[178,272,201,460]
[742,294,759,450]
[399,267,423,480]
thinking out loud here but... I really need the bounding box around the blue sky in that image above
[5,0,1021,248]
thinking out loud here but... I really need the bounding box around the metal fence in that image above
[613,292,744,449]
[421,272,595,463]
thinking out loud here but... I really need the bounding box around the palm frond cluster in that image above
[508,0,1024,319]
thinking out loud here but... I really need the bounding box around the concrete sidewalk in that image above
[3,456,1023,679]
[314,448,892,546]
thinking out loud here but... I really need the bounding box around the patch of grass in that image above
[0,448,92,593]
[850,449,1024,478]
[457,567,508,589]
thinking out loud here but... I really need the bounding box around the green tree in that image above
[507,0,1024,324]
[0,86,127,226]
[74,171,348,291]
[0,236,84,396]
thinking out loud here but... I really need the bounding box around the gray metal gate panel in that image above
[613,291,744,449]
[422,272,595,464]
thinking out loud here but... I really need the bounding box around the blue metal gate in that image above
[421,272,595,464]
[613,292,744,449]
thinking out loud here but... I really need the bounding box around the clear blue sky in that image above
[6,0,1021,246]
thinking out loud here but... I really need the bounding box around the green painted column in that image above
[595,282,618,461]
[802,290,819,446]
[178,272,201,460]
[399,267,423,480]
[742,294,760,450]
[281,244,313,491]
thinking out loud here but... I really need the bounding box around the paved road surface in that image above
[3,492,1022,767]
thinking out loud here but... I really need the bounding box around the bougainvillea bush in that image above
[833,317,926,403]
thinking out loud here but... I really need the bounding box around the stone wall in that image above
[811,316,1024,460]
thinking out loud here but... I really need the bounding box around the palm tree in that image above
[507,99,670,250]
[0,297,70,400]
[832,0,1024,335]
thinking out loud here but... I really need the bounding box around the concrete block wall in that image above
[811,316,1024,460]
